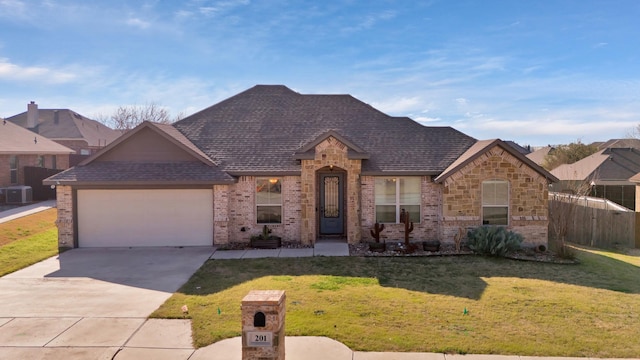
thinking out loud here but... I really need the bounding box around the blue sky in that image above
[1,0,639,146]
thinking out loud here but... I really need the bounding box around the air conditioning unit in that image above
[6,186,33,204]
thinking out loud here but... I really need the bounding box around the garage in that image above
[77,189,213,247]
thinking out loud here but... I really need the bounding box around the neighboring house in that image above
[0,119,74,201]
[551,145,640,210]
[45,85,557,250]
[526,146,554,167]
[504,141,531,155]
[5,102,121,159]
[594,138,640,151]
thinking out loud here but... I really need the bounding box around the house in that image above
[5,102,121,158]
[551,144,640,210]
[45,85,557,249]
[0,119,74,201]
[526,146,554,167]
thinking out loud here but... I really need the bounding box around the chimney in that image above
[27,101,38,128]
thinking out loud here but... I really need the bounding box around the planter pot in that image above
[250,236,282,249]
[422,240,441,252]
[368,242,386,252]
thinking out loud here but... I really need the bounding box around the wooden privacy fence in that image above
[549,193,635,248]
[23,166,63,201]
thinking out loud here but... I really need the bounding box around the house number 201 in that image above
[246,331,273,347]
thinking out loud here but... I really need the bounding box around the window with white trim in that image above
[256,177,282,224]
[482,180,509,225]
[374,177,421,223]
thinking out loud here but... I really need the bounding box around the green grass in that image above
[0,228,59,276]
[152,248,640,357]
[0,209,59,276]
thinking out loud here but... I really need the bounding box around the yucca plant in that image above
[467,226,523,257]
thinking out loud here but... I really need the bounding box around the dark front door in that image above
[319,173,345,235]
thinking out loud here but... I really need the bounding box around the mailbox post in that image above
[241,290,286,360]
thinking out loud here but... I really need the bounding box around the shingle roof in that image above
[6,108,121,147]
[595,138,640,150]
[0,119,74,155]
[173,85,477,175]
[44,161,234,185]
[551,147,640,183]
[526,146,553,166]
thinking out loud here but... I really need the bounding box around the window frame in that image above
[255,177,283,224]
[374,177,421,223]
[9,156,18,184]
[481,179,509,226]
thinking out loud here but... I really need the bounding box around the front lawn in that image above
[152,247,640,358]
[0,209,59,276]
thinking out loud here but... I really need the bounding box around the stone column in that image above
[241,290,286,360]
[55,185,74,251]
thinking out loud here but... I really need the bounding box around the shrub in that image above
[467,226,523,257]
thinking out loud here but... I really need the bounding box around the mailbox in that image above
[241,290,286,360]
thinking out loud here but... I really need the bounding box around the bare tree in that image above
[100,103,183,131]
[548,180,592,259]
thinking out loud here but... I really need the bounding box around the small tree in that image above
[542,141,598,170]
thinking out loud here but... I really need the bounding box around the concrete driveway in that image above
[0,247,215,359]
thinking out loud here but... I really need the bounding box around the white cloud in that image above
[0,58,76,83]
[342,10,397,33]
[0,0,26,18]
[126,17,151,29]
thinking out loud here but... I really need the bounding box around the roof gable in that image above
[0,120,74,155]
[293,130,369,160]
[80,121,215,166]
[435,139,558,183]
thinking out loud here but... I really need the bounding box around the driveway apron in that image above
[0,247,214,359]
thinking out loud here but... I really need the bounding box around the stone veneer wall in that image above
[300,136,362,245]
[360,176,442,243]
[56,185,74,250]
[216,176,301,244]
[441,145,550,245]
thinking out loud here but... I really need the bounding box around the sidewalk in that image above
[0,200,56,224]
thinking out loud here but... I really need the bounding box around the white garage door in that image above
[77,189,213,247]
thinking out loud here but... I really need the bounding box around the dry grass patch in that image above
[153,249,640,357]
[0,209,57,246]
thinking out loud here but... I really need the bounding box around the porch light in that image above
[269,178,278,184]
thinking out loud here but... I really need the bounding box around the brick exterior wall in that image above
[440,145,550,245]
[0,154,69,188]
[360,176,442,243]
[53,143,549,248]
[54,140,92,154]
[55,185,74,250]
[216,176,302,245]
